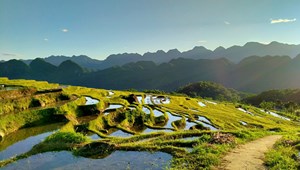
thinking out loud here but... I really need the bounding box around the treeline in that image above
[177,81,250,102]
[244,89,300,115]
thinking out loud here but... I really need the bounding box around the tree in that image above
[259,101,275,110]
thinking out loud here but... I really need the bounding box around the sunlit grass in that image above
[1,77,300,169]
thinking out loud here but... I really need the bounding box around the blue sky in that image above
[0,0,300,60]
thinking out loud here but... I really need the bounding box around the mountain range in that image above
[1,53,300,93]
[17,41,300,70]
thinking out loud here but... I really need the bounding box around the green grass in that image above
[265,134,300,170]
[1,77,300,169]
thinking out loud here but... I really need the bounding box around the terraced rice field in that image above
[0,77,299,169]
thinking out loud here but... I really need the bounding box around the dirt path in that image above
[218,135,282,170]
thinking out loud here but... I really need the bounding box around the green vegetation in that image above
[0,77,299,169]
[265,134,300,170]
[177,81,250,102]
[244,89,300,121]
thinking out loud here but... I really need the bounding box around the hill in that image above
[177,81,249,102]
[244,89,300,108]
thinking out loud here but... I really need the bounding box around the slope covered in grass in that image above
[0,77,299,169]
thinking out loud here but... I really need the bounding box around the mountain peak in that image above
[156,50,166,54]
[244,42,262,47]
[192,46,208,50]
[214,46,226,52]
[167,48,180,53]
[269,41,281,45]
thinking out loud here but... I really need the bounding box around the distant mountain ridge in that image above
[19,41,300,70]
[22,55,103,71]
[3,54,300,93]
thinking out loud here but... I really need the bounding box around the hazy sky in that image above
[1,0,300,60]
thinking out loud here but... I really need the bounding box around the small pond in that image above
[198,116,212,124]
[161,97,170,104]
[237,108,254,116]
[108,91,114,96]
[109,129,132,137]
[0,123,63,161]
[142,107,151,114]
[144,95,153,105]
[143,128,173,133]
[205,100,217,105]
[198,102,206,107]
[85,97,99,105]
[0,85,23,91]
[240,121,248,126]
[267,111,290,121]
[89,134,102,140]
[152,96,161,105]
[153,109,164,117]
[136,96,143,104]
[165,112,182,129]
[106,104,123,110]
[185,119,218,131]
[3,151,172,170]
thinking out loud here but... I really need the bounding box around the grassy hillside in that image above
[0,77,299,169]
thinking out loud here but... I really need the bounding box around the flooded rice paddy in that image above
[3,151,171,170]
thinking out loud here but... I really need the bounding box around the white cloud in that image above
[44,38,48,41]
[224,21,230,25]
[0,52,21,60]
[1,53,17,57]
[62,28,69,32]
[198,40,207,43]
[270,18,296,24]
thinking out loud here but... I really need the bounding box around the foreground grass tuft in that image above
[265,134,300,170]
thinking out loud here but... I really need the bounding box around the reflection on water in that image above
[144,95,153,105]
[106,104,123,110]
[198,102,206,107]
[237,108,254,116]
[0,123,63,161]
[89,134,101,140]
[237,108,247,112]
[0,85,23,91]
[205,100,217,105]
[267,111,291,121]
[143,128,173,133]
[185,120,196,130]
[142,107,151,114]
[108,91,114,96]
[198,121,218,130]
[165,112,182,129]
[109,130,132,137]
[136,96,143,104]
[181,137,198,141]
[153,109,163,117]
[152,96,161,105]
[85,97,99,105]
[240,121,248,125]
[198,116,212,124]
[161,97,170,104]
[3,151,172,170]
[185,119,218,131]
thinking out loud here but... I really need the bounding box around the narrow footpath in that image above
[218,135,282,170]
